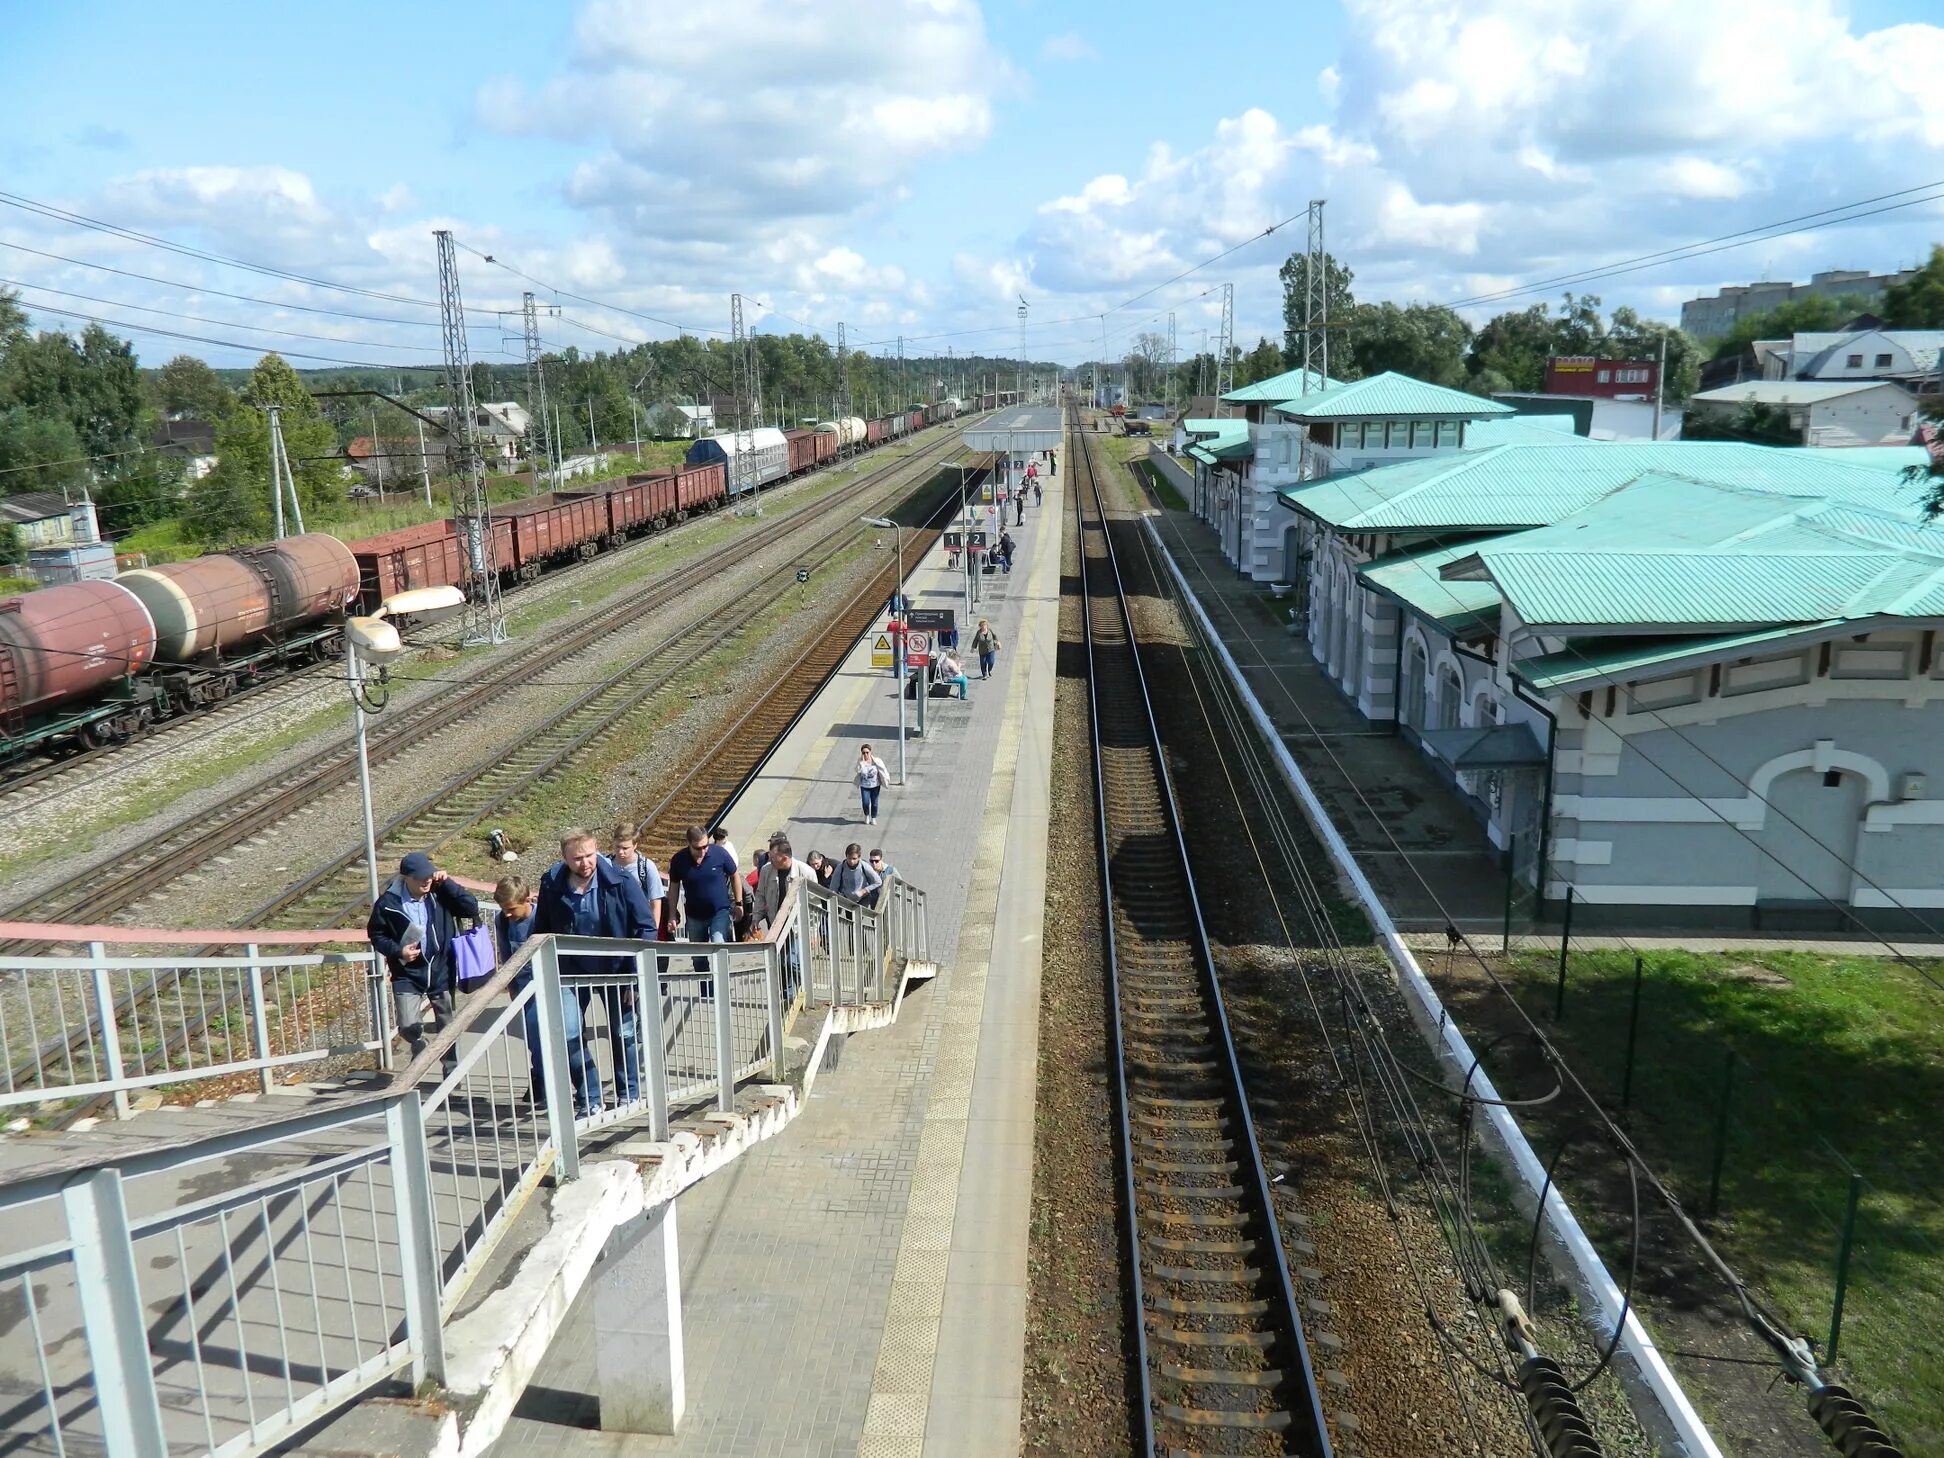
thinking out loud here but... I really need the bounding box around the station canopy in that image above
[963,408,1062,455]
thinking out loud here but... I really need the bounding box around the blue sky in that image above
[2,0,1941,371]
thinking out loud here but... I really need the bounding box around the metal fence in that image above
[0,944,387,1119]
[0,873,930,1458]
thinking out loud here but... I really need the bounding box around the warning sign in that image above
[905,631,931,667]
[871,633,894,669]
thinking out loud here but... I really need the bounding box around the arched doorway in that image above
[1756,768,1865,905]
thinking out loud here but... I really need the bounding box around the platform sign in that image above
[907,608,955,633]
[944,531,962,551]
[905,631,931,667]
[967,531,989,553]
[870,633,894,669]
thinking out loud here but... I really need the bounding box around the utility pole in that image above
[838,320,855,449]
[1654,330,1669,440]
[415,417,433,506]
[1214,282,1235,416]
[1167,312,1177,417]
[1302,199,1329,395]
[520,291,557,495]
[265,405,303,537]
[433,228,508,645]
[370,403,386,502]
[729,293,763,512]
[1017,297,1028,403]
[587,398,598,451]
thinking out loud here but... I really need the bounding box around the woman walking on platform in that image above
[855,743,889,825]
[972,618,1001,679]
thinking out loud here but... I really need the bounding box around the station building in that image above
[1273,427,1944,928]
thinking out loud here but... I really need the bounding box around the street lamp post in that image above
[861,515,907,785]
[344,586,469,905]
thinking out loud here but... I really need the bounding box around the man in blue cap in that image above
[366,850,480,1076]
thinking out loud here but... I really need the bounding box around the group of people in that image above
[365,808,904,1115]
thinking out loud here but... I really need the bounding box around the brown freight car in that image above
[347,521,467,611]
[865,416,888,445]
[783,428,818,476]
[492,493,607,576]
[675,460,727,513]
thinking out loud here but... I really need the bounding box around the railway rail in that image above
[1073,415,1335,1457]
[0,427,972,943]
[4,436,979,1118]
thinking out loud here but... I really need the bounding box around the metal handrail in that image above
[0,868,934,1458]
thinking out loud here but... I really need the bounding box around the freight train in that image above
[0,402,957,766]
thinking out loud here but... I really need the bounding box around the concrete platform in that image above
[489,446,1064,1456]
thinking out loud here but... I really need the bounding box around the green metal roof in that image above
[1816,445,1932,473]
[1221,367,1342,404]
[1461,415,1594,450]
[1358,541,1504,635]
[1281,441,1931,533]
[1181,417,1230,438]
[1515,623,1847,693]
[1458,473,1944,631]
[1184,420,1251,463]
[1273,371,1514,422]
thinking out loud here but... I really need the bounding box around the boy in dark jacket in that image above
[366,850,480,1076]
[536,829,656,1106]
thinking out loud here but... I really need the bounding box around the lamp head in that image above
[345,616,404,662]
[380,584,467,623]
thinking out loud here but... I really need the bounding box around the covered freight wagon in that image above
[685,428,789,493]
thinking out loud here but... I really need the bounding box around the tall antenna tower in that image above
[1303,199,1329,394]
[1213,282,1235,417]
[1166,311,1177,416]
[1017,297,1028,403]
[434,230,507,645]
[521,291,560,494]
[897,334,906,405]
[729,293,763,510]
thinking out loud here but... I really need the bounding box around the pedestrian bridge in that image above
[0,875,933,1457]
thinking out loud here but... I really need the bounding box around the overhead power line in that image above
[452,237,730,337]
[1,277,445,352]
[0,189,448,310]
[0,237,451,328]
[1441,178,1944,312]
[14,299,447,372]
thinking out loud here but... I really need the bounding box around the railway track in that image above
[0,427,973,947]
[0,429,960,804]
[248,489,957,934]
[4,437,978,1115]
[1073,416,1334,1457]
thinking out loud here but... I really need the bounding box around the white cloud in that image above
[481,0,1004,236]
[1041,31,1096,62]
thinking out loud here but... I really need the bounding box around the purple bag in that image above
[453,923,497,992]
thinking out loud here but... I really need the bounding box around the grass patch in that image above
[1489,946,1944,1449]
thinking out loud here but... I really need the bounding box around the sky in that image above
[2,0,1942,375]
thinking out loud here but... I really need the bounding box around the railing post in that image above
[532,941,580,1181]
[371,950,395,1072]
[385,1095,448,1382]
[246,943,274,1095]
[87,940,130,1120]
[713,949,735,1113]
[919,888,930,964]
[766,941,785,1083]
[637,948,669,1142]
[796,880,817,1004]
[63,1168,167,1457]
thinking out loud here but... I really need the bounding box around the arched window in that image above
[1402,638,1428,727]
[1437,664,1463,730]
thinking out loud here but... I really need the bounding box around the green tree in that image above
[0,409,86,493]
[1236,336,1286,387]
[0,521,21,569]
[1681,399,1798,446]
[0,289,27,358]
[1883,246,1944,328]
[1279,250,1356,363]
[1468,303,1558,392]
[94,452,186,532]
[1606,308,1702,403]
[153,354,235,420]
[1345,302,1472,387]
[0,323,145,458]
[1707,293,1880,360]
[189,353,341,544]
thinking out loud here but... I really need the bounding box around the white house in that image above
[1687,379,1919,448]
[1765,330,1944,390]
